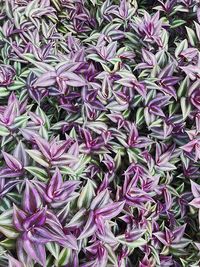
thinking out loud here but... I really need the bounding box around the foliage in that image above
[0,0,199,266]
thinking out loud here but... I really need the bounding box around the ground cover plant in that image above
[0,0,200,266]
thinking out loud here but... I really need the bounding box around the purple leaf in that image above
[13,142,29,167]
[2,151,23,171]
[35,136,51,160]
[22,180,42,214]
[90,189,110,210]
[59,72,86,87]
[47,168,62,199]
[78,211,96,240]
[0,65,15,86]
[125,228,146,242]
[13,205,27,232]
[34,71,56,87]
[8,255,23,267]
[0,167,23,179]
[189,197,200,209]
[191,180,200,198]
[22,233,46,266]
[173,224,186,243]
[23,207,46,230]
[95,201,125,220]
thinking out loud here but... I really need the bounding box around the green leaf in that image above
[50,0,61,11]
[39,125,49,140]
[22,53,55,72]
[46,242,60,260]
[25,149,49,168]
[0,125,9,137]
[175,39,188,58]
[194,21,200,42]
[0,209,13,226]
[181,97,191,120]
[136,107,144,126]
[0,225,19,239]
[0,198,12,212]
[13,115,28,129]
[25,166,48,181]
[167,185,180,197]
[57,248,71,266]
[60,166,75,176]
[7,80,25,91]
[150,245,161,265]
[77,179,96,209]
[82,32,100,43]
[177,76,189,98]
[160,29,169,49]
[118,236,147,249]
[186,26,196,46]
[105,244,118,265]
[171,19,186,28]
[36,107,50,130]
[125,238,147,249]
[0,238,16,249]
[0,87,9,98]
[86,54,105,64]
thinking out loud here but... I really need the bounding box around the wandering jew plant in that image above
[0,0,199,266]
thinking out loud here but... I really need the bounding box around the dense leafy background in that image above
[0,0,200,266]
